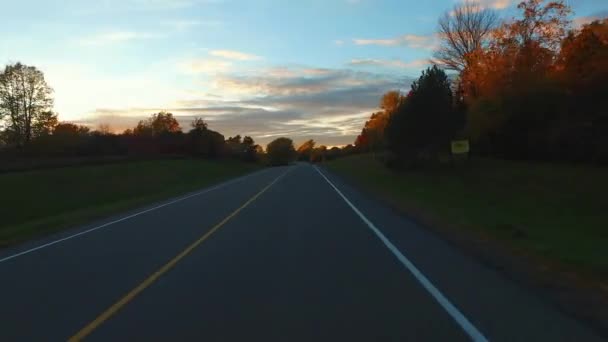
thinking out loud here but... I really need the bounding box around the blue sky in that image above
[1,0,606,145]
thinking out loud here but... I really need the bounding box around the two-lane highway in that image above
[0,164,603,341]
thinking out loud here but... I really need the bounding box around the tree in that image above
[380,90,403,114]
[311,145,327,163]
[266,137,296,166]
[191,117,208,131]
[386,66,459,161]
[134,111,181,136]
[434,1,499,71]
[53,122,90,136]
[96,123,112,135]
[458,0,576,159]
[241,136,258,162]
[243,136,254,146]
[33,110,58,138]
[297,139,315,161]
[507,0,572,52]
[187,128,225,158]
[0,63,55,146]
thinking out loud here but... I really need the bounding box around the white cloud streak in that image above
[349,58,430,69]
[209,50,262,61]
[353,34,438,49]
[79,31,162,46]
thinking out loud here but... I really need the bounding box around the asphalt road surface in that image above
[0,164,603,341]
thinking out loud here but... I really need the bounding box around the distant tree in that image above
[226,135,242,145]
[191,117,208,131]
[296,139,315,161]
[243,136,254,146]
[53,122,90,136]
[266,137,296,166]
[326,146,342,160]
[134,111,181,136]
[96,123,112,135]
[240,135,258,162]
[386,66,460,161]
[342,144,356,156]
[434,1,498,71]
[311,145,327,163]
[187,126,225,158]
[0,63,56,146]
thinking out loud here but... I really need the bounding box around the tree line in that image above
[354,0,607,165]
[0,63,264,164]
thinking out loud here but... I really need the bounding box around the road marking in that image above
[0,168,272,264]
[313,166,488,342]
[68,167,292,341]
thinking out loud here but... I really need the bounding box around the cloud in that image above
[349,58,430,69]
[334,40,345,46]
[461,0,514,10]
[574,11,608,28]
[72,0,215,14]
[79,31,162,46]
[178,59,232,74]
[80,66,413,145]
[353,34,438,49]
[126,0,214,10]
[209,50,262,61]
[161,19,204,31]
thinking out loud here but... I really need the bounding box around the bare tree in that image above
[434,1,499,71]
[0,63,55,146]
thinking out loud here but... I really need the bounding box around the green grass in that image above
[0,159,260,247]
[326,154,608,275]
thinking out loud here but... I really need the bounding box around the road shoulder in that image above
[320,163,608,339]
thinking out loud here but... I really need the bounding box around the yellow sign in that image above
[451,140,470,154]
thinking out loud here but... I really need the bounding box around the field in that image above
[0,159,259,247]
[326,154,608,276]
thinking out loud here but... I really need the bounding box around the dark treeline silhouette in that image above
[0,63,264,166]
[353,0,607,165]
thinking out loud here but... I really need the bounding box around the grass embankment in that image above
[326,154,608,276]
[0,159,260,247]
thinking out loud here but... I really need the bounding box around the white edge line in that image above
[0,168,271,264]
[313,165,488,342]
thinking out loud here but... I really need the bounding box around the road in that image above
[0,163,603,341]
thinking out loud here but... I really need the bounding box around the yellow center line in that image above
[69,167,293,341]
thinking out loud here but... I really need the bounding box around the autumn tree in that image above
[553,19,608,162]
[355,90,404,153]
[297,139,316,161]
[134,111,181,136]
[380,90,403,114]
[434,1,499,71]
[0,63,56,146]
[460,0,575,159]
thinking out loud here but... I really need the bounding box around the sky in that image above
[1,0,606,146]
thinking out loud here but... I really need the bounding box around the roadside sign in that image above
[451,140,470,155]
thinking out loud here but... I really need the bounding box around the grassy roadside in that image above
[0,159,260,247]
[325,154,608,277]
